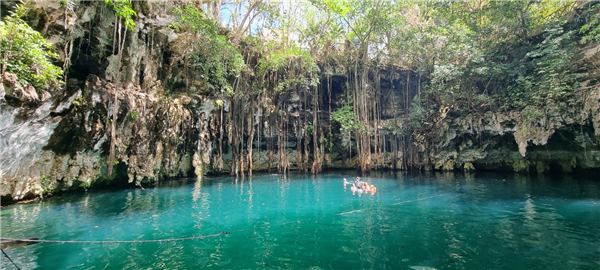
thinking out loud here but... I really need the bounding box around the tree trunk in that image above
[406,72,409,114]
[247,98,255,176]
[218,104,223,172]
[296,119,303,171]
[311,84,320,174]
[240,97,245,178]
[268,115,273,173]
[108,18,127,177]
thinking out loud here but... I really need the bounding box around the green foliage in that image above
[79,182,91,189]
[528,27,578,104]
[503,75,532,109]
[409,98,426,129]
[172,4,215,33]
[72,96,84,107]
[105,0,137,31]
[323,132,334,152]
[323,0,352,18]
[500,26,578,111]
[424,18,581,116]
[172,4,245,96]
[522,105,544,123]
[40,173,52,186]
[306,124,314,136]
[257,44,320,94]
[331,105,360,133]
[127,110,139,121]
[40,173,53,194]
[0,4,62,88]
[580,5,600,44]
[385,123,398,136]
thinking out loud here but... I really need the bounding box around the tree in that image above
[0,3,62,89]
[172,3,245,95]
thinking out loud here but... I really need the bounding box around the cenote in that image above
[4,0,600,269]
[1,171,599,270]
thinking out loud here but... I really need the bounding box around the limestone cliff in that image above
[418,42,600,173]
[1,1,599,205]
[1,1,215,203]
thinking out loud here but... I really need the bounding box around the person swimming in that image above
[350,183,357,193]
[343,178,348,184]
[363,183,371,192]
[355,177,360,185]
[370,185,377,194]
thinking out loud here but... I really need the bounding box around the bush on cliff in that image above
[0,4,62,89]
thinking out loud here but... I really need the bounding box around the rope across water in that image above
[0,193,447,245]
[0,233,224,245]
[0,193,447,269]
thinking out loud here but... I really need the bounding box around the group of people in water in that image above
[343,177,376,195]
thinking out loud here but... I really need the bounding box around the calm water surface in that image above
[1,171,599,269]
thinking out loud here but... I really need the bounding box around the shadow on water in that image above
[358,169,600,200]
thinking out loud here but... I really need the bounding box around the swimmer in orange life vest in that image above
[370,185,377,194]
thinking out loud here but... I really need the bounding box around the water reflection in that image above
[1,171,599,270]
[192,178,202,202]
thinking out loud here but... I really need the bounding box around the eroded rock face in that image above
[2,1,600,204]
[0,2,214,203]
[424,99,600,173]
[0,72,203,203]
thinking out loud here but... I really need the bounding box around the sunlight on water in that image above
[1,171,599,269]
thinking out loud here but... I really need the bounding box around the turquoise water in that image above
[1,171,599,269]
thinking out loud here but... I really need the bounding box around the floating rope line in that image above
[337,194,448,216]
[337,209,365,215]
[391,194,447,206]
[0,233,223,245]
[0,193,448,246]
[1,248,21,270]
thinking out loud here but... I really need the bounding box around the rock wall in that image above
[1,1,600,204]
[420,40,600,173]
[0,1,217,203]
[425,106,600,173]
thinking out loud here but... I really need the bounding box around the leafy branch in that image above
[0,3,62,89]
[105,0,137,31]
